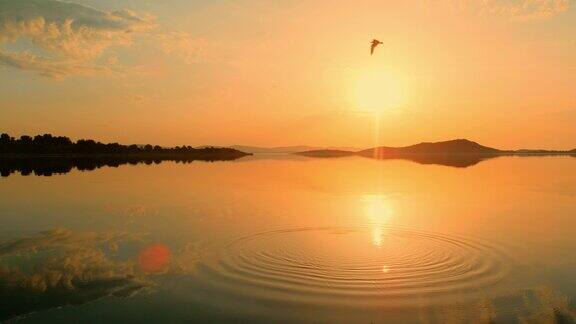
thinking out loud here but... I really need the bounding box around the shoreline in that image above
[0,151,252,159]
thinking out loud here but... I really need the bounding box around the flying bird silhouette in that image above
[370,39,382,55]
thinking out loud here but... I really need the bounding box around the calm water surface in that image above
[0,155,575,323]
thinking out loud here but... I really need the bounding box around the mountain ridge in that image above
[230,145,360,154]
[295,139,576,168]
[297,139,576,158]
[359,139,502,157]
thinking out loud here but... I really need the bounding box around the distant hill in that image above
[297,139,576,168]
[513,149,570,154]
[359,139,501,157]
[296,150,356,158]
[230,145,317,154]
[296,147,498,167]
[230,145,360,154]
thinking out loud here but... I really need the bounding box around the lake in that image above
[1,154,575,323]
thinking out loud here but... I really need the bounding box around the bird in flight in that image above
[370,39,382,55]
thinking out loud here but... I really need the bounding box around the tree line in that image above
[0,133,246,156]
[0,155,247,177]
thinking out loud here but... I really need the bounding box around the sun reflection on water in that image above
[362,194,394,248]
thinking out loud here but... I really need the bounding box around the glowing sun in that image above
[354,69,406,112]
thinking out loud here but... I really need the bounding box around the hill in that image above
[298,139,506,168]
[295,150,356,158]
[230,145,318,154]
[358,139,501,157]
[297,139,576,168]
[513,149,571,154]
[230,145,360,154]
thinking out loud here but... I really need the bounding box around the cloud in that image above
[156,31,205,64]
[543,108,576,119]
[0,0,198,78]
[0,228,201,320]
[485,0,572,21]
[430,286,576,323]
[0,248,152,321]
[0,50,104,78]
[0,229,151,320]
[0,228,143,256]
[423,0,573,21]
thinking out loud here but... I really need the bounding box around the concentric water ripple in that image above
[197,225,514,308]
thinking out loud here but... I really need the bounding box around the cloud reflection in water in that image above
[0,228,198,321]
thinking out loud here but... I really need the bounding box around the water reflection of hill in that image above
[298,152,576,168]
[295,139,576,167]
[0,155,246,177]
[295,150,502,167]
[368,153,500,168]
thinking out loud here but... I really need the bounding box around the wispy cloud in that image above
[0,50,106,78]
[486,0,572,21]
[0,228,151,320]
[156,31,205,64]
[422,0,573,21]
[0,227,201,321]
[0,228,143,256]
[0,0,198,78]
[540,108,576,126]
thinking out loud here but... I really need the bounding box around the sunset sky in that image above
[1,0,575,149]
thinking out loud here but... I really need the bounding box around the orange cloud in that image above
[0,0,198,78]
[422,0,572,21]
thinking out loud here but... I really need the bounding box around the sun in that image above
[354,69,406,112]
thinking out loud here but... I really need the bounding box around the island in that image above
[296,149,357,158]
[0,133,251,177]
[296,139,576,168]
[229,145,360,154]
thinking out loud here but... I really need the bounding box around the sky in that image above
[1,0,575,149]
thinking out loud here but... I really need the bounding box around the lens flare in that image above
[138,243,171,273]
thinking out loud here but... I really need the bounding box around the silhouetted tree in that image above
[0,132,249,162]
